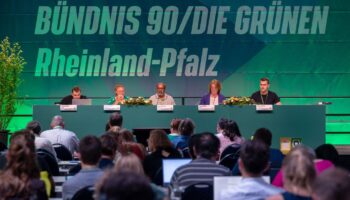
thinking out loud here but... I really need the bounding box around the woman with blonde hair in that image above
[143,129,181,185]
[268,145,316,200]
[199,79,225,105]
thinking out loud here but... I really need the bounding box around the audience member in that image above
[268,145,316,200]
[170,132,231,191]
[143,129,181,185]
[40,115,79,155]
[312,167,350,200]
[0,130,48,200]
[62,136,103,200]
[220,140,283,200]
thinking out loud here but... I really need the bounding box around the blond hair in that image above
[282,145,316,193]
[208,79,222,94]
[114,153,144,175]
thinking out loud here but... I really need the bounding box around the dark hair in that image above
[26,120,41,135]
[79,136,102,165]
[100,134,118,157]
[109,112,123,127]
[148,129,172,151]
[223,120,242,142]
[71,86,81,93]
[194,132,220,159]
[253,128,272,147]
[240,140,269,175]
[217,118,228,130]
[0,130,41,199]
[260,77,270,84]
[315,144,339,165]
[178,118,195,136]
[312,167,350,200]
[170,118,181,132]
[188,134,201,159]
[96,171,154,200]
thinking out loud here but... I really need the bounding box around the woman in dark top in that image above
[0,130,48,200]
[267,146,315,200]
[143,129,181,185]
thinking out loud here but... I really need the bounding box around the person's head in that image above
[26,120,41,135]
[253,128,272,147]
[170,118,181,133]
[156,82,166,98]
[147,129,172,152]
[114,153,144,175]
[188,134,201,159]
[208,79,222,95]
[78,136,102,166]
[95,171,154,200]
[119,129,135,143]
[71,86,82,99]
[238,140,269,177]
[100,134,118,159]
[194,132,220,160]
[312,167,350,200]
[315,144,339,165]
[259,77,270,94]
[0,130,41,199]
[216,118,228,133]
[109,112,123,127]
[222,120,242,142]
[283,145,316,194]
[115,84,125,96]
[50,115,64,128]
[178,118,195,136]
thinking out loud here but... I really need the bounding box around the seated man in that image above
[251,78,281,105]
[26,120,58,161]
[221,140,283,200]
[170,132,231,191]
[60,86,87,105]
[148,82,175,105]
[40,115,79,155]
[62,136,103,200]
[99,134,117,170]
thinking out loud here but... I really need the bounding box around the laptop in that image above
[162,159,192,186]
[214,176,270,200]
[72,99,92,105]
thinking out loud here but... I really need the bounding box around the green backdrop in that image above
[0,0,349,144]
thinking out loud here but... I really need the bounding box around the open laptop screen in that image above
[162,159,191,186]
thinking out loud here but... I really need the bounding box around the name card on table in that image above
[198,105,215,111]
[157,105,174,111]
[60,105,77,111]
[256,105,273,111]
[103,105,121,111]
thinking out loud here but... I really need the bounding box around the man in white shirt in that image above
[220,140,283,200]
[148,82,175,105]
[40,115,79,155]
[26,120,58,161]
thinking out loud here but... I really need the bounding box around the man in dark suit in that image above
[59,86,87,105]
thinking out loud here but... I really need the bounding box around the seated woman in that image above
[143,129,181,185]
[272,145,333,188]
[0,130,48,200]
[268,145,317,200]
[108,84,128,105]
[199,79,225,105]
[171,118,195,151]
[217,119,245,155]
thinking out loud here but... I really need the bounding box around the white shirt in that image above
[220,177,283,200]
[35,135,58,161]
[40,126,79,155]
[210,95,219,105]
[149,93,175,105]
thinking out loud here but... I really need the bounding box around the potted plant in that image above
[0,37,25,144]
